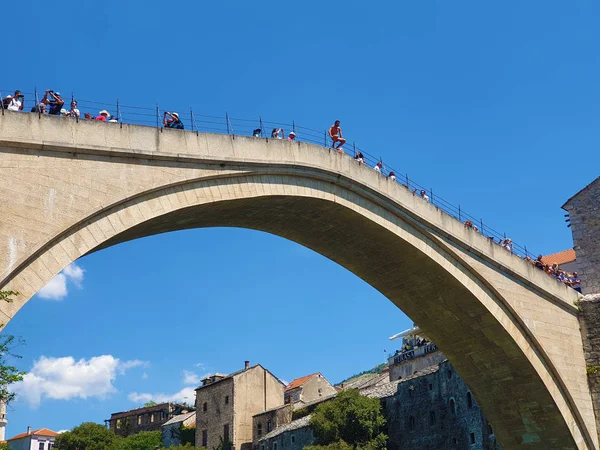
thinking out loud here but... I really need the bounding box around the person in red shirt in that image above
[96,110,110,122]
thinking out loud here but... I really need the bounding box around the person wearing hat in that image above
[163,111,184,129]
[96,110,110,122]
[44,90,64,115]
[287,131,296,141]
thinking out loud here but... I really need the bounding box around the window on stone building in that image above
[291,435,295,443]
[409,416,415,430]
[428,383,433,391]
[202,430,208,447]
[203,402,207,412]
[116,420,122,429]
[224,424,230,443]
[449,398,456,415]
[225,395,229,405]
[429,411,436,426]
[469,432,475,444]
[151,413,155,423]
[138,415,142,425]
[467,392,473,409]
[273,442,278,450]
[318,388,322,396]
[258,423,263,438]
[447,370,452,379]
[267,421,272,432]
[39,442,45,450]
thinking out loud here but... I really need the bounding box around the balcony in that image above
[388,342,438,366]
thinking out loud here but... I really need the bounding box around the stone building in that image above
[257,416,313,450]
[284,373,337,408]
[195,361,285,450]
[383,360,500,450]
[562,176,600,294]
[106,402,193,437]
[258,328,500,450]
[252,405,293,448]
[161,411,196,448]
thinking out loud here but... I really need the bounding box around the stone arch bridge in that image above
[0,112,595,449]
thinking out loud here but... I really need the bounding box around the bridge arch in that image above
[0,113,595,448]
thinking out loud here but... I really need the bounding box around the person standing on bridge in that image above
[44,90,64,115]
[6,91,24,111]
[287,131,296,141]
[329,120,346,151]
[163,111,184,129]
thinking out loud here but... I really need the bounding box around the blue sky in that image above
[2,0,599,437]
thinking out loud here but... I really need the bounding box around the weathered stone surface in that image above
[563,178,600,295]
[0,111,595,449]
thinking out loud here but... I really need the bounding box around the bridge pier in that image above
[579,293,600,447]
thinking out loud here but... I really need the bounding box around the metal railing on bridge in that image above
[0,88,535,260]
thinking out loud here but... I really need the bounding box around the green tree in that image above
[144,401,157,407]
[0,442,11,450]
[305,389,387,450]
[117,430,161,450]
[0,290,25,403]
[54,422,122,450]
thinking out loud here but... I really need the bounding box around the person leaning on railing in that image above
[163,111,184,129]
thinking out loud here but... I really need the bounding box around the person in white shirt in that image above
[68,100,80,118]
[420,189,430,202]
[6,90,24,111]
[374,161,383,172]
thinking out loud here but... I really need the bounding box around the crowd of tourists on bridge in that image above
[1,89,187,128]
[2,90,584,294]
[523,255,582,292]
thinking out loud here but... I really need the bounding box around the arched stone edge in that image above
[0,150,578,316]
[0,169,593,448]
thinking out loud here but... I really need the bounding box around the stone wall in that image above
[299,375,337,404]
[578,293,600,444]
[108,402,176,437]
[195,378,234,449]
[235,367,285,450]
[563,177,600,294]
[252,405,293,447]
[384,360,500,450]
[257,416,313,450]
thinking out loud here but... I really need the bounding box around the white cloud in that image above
[128,386,196,404]
[38,263,85,300]
[142,372,149,380]
[129,369,206,405]
[14,355,146,408]
[63,263,84,287]
[194,362,205,368]
[183,370,200,385]
[37,274,67,300]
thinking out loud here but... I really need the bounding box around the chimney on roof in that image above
[244,361,250,370]
[27,426,31,435]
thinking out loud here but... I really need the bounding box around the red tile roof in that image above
[285,373,319,391]
[8,428,58,441]
[541,249,576,266]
